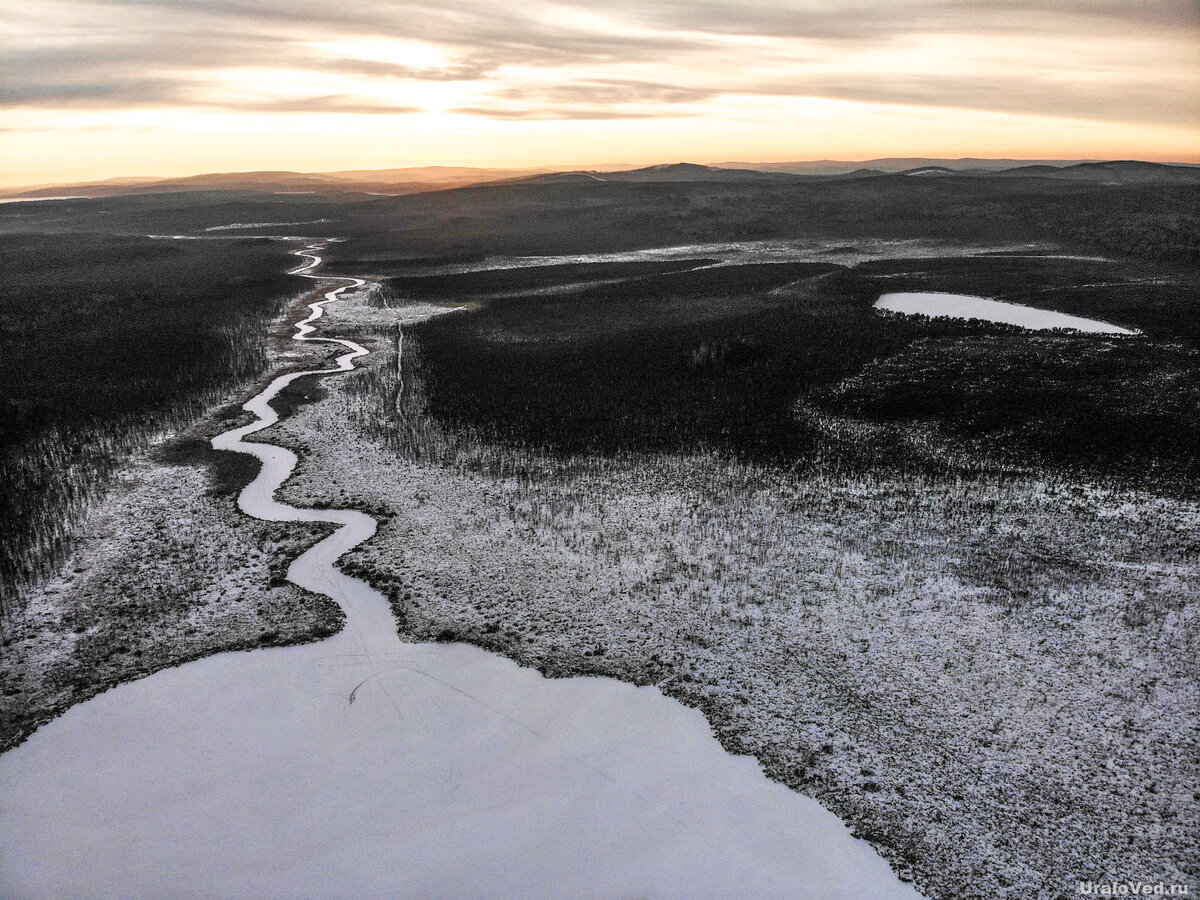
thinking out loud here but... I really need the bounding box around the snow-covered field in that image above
[875,291,1138,334]
[0,247,922,900]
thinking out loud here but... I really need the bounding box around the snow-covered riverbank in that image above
[264,258,1199,900]
[0,243,921,899]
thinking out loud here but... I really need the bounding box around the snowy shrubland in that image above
[262,290,1199,900]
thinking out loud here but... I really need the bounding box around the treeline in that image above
[405,266,943,461]
[817,334,1200,492]
[0,233,296,615]
[1066,212,1200,266]
[397,255,1198,493]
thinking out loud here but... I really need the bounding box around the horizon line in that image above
[5,154,1200,194]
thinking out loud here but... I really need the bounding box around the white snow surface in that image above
[0,243,921,900]
[875,291,1138,334]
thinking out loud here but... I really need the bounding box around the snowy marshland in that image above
[3,234,1196,900]
[0,247,922,900]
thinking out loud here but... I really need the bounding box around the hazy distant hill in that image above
[716,157,1109,175]
[323,166,550,184]
[591,163,796,183]
[0,166,554,200]
[500,160,1200,187]
[997,160,1200,185]
[494,163,803,186]
[4,158,1198,201]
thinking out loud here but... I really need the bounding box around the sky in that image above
[1,0,1198,187]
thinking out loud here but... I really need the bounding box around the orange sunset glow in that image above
[2,1,1198,187]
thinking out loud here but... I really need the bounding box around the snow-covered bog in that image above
[272,287,1199,900]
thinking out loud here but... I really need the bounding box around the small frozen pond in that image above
[875,292,1138,334]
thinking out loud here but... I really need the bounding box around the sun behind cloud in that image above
[1,0,1197,186]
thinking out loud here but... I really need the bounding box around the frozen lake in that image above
[875,291,1138,334]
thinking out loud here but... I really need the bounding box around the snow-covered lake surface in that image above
[0,244,922,900]
[875,291,1138,334]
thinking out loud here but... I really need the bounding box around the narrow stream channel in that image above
[0,242,922,900]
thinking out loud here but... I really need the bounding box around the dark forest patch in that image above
[0,232,297,611]
[406,253,1195,492]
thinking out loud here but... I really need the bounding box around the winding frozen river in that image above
[0,243,922,899]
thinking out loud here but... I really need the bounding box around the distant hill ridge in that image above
[713,157,1197,175]
[4,158,1198,200]
[494,162,802,186]
[996,160,1200,185]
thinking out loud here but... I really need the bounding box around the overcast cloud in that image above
[2,0,1197,125]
